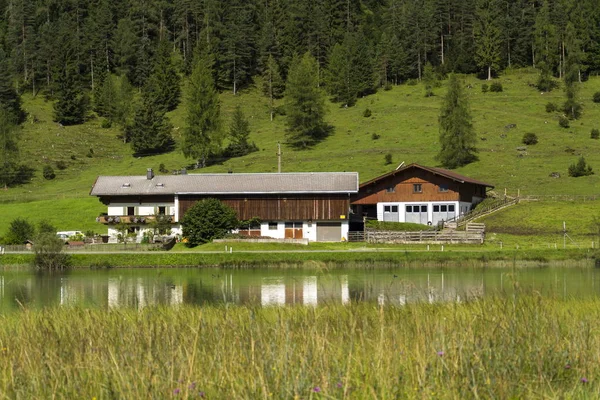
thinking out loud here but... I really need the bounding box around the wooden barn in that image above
[351,164,494,226]
[90,169,358,242]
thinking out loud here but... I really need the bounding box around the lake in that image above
[0,266,598,312]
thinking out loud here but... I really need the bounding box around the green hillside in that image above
[2,69,600,234]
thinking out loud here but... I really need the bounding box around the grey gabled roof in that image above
[90,172,359,196]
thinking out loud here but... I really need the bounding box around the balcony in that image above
[96,215,174,225]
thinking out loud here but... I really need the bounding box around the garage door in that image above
[316,222,342,242]
[432,204,456,225]
[405,205,428,225]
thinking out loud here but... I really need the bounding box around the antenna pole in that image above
[277,142,282,173]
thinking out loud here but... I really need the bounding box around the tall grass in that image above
[0,295,598,398]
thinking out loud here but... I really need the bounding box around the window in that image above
[433,205,439,212]
[386,186,395,193]
[441,205,447,212]
[158,206,166,215]
[384,206,391,212]
[268,222,278,230]
[413,184,422,193]
[127,206,135,216]
[448,205,455,212]
[439,184,449,192]
[406,206,412,212]
[391,206,398,212]
[420,205,427,212]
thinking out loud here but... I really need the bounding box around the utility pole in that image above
[277,142,282,173]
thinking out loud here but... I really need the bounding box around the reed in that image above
[0,295,598,398]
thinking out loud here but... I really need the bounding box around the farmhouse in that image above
[351,164,494,226]
[90,169,358,242]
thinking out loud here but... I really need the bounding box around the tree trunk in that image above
[488,65,491,81]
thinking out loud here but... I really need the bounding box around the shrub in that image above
[545,102,557,113]
[591,129,600,139]
[371,133,380,140]
[101,119,112,129]
[43,165,56,180]
[406,79,418,86]
[593,91,600,103]
[70,155,77,160]
[383,82,392,91]
[568,156,594,177]
[384,153,393,165]
[563,99,582,120]
[481,84,488,93]
[363,108,372,118]
[56,160,68,170]
[489,82,503,92]
[522,133,538,145]
[33,233,71,271]
[159,163,168,173]
[181,198,239,246]
[558,116,569,128]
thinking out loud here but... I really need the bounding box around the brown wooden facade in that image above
[178,194,351,221]
[351,166,489,206]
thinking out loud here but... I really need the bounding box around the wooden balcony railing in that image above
[96,215,174,225]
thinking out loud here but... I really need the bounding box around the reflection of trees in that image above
[183,281,218,305]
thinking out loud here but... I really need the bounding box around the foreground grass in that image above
[0,296,599,398]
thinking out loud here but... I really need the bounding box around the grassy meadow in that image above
[0,296,599,398]
[2,68,600,239]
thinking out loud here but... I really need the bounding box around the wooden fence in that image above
[364,229,484,244]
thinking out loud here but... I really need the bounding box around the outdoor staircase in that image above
[446,197,519,228]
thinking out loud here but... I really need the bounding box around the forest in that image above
[1,0,599,185]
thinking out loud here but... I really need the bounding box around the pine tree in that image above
[474,0,502,80]
[224,105,257,157]
[145,39,181,112]
[262,54,284,121]
[182,52,222,167]
[534,0,558,91]
[325,42,355,106]
[126,89,174,155]
[563,22,582,120]
[285,52,330,148]
[0,108,19,189]
[436,74,478,169]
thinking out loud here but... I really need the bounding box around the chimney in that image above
[146,168,154,180]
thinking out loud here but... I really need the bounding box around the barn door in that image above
[383,205,399,222]
[285,222,303,239]
[406,205,428,225]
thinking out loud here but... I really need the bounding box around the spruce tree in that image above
[563,22,582,120]
[53,69,88,126]
[0,49,24,123]
[262,55,284,121]
[0,107,32,188]
[182,53,222,167]
[534,0,558,91]
[126,88,174,156]
[474,0,501,80]
[225,105,256,157]
[145,39,181,112]
[436,74,478,169]
[325,42,355,106]
[285,52,330,148]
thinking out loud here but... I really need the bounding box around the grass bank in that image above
[1,296,599,398]
[1,248,596,268]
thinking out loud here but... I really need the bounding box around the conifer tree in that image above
[563,22,582,120]
[0,107,33,188]
[145,39,181,112]
[474,0,501,80]
[285,52,330,148]
[534,0,558,91]
[225,105,257,157]
[126,86,174,155]
[182,53,222,167]
[0,49,24,123]
[53,69,88,126]
[262,54,284,121]
[436,74,478,169]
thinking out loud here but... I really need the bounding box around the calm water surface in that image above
[0,265,599,312]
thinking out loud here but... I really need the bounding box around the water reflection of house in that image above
[259,275,351,306]
[107,278,183,309]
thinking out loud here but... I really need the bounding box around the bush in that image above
[56,160,68,170]
[33,233,71,271]
[563,99,582,120]
[489,82,503,92]
[481,84,488,93]
[545,102,557,113]
[558,116,570,128]
[383,82,392,91]
[406,79,418,86]
[70,154,77,160]
[101,119,112,128]
[593,92,600,103]
[568,156,594,177]
[384,153,393,165]
[371,133,380,140]
[591,129,600,139]
[522,133,538,145]
[159,163,168,173]
[181,198,239,246]
[4,217,35,244]
[43,165,56,180]
[363,108,372,118]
